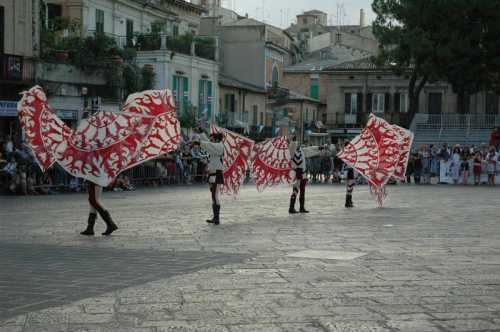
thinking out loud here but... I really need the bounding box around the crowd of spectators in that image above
[406,142,500,185]
[2,128,499,195]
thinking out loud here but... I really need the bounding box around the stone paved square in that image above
[1,184,500,331]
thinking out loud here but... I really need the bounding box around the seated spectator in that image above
[109,175,134,191]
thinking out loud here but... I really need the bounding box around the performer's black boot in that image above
[206,204,220,225]
[345,194,353,208]
[97,207,118,236]
[289,195,298,214]
[299,196,309,213]
[80,213,97,236]
[214,204,220,225]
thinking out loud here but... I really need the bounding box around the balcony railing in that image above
[411,113,500,132]
[87,31,217,61]
[221,112,249,128]
[0,54,36,82]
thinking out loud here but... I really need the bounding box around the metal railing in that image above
[0,54,36,82]
[412,113,500,131]
[86,31,217,61]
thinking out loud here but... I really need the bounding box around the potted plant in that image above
[55,50,69,61]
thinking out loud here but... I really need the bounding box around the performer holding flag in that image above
[288,136,321,214]
[345,167,355,208]
[198,132,225,225]
[18,86,181,235]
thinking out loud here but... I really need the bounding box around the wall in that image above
[220,26,265,89]
[0,0,39,57]
[53,0,200,37]
[136,50,219,117]
[282,72,329,104]
[308,31,379,55]
[325,71,459,127]
[218,86,266,126]
[244,91,266,126]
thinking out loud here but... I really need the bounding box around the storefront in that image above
[0,99,79,142]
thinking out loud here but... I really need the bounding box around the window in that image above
[0,6,4,54]
[310,77,319,99]
[173,24,179,37]
[198,80,213,119]
[486,93,499,114]
[95,9,104,34]
[224,94,236,112]
[303,18,308,25]
[272,66,279,87]
[126,19,134,46]
[372,93,385,113]
[259,112,264,125]
[428,92,442,114]
[173,75,189,115]
[47,4,62,30]
[252,105,258,126]
[399,93,408,113]
[344,93,358,114]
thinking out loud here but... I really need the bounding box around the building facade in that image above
[217,74,266,135]
[0,0,40,138]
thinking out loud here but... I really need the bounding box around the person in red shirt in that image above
[490,129,498,148]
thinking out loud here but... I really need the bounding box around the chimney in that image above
[360,9,366,27]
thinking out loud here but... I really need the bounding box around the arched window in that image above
[272,65,279,87]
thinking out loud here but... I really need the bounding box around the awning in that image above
[0,100,78,120]
[0,100,18,117]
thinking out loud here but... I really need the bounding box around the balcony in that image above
[89,32,217,62]
[220,112,249,129]
[0,54,36,82]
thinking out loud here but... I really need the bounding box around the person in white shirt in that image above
[197,132,225,225]
[288,137,321,214]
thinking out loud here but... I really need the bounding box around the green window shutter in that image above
[310,78,319,99]
[310,84,319,99]
[182,77,189,114]
[207,81,212,119]
[172,75,179,111]
[198,80,204,117]
[224,94,229,112]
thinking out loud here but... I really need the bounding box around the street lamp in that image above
[81,87,88,120]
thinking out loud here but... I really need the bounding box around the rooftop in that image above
[218,74,267,94]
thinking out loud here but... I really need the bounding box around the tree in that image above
[372,0,443,125]
[373,0,500,121]
[435,1,500,113]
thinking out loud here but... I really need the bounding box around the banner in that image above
[439,160,499,184]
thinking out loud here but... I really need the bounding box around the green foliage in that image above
[123,64,141,96]
[372,0,500,119]
[179,105,198,129]
[141,65,156,91]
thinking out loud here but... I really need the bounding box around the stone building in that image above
[217,73,267,135]
[0,0,40,137]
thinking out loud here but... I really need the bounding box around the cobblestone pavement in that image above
[0,184,500,332]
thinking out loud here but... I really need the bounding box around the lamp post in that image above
[81,87,88,120]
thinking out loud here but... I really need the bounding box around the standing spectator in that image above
[473,151,482,185]
[450,145,461,184]
[406,154,414,184]
[489,128,499,149]
[191,142,203,182]
[439,143,450,162]
[460,152,470,185]
[413,153,423,184]
[430,145,440,183]
[487,146,497,186]
[4,136,14,159]
[421,146,431,184]
[320,146,332,183]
